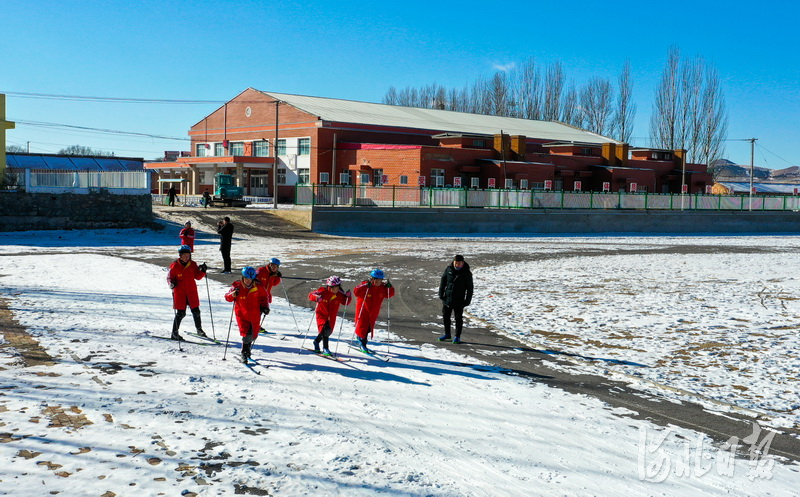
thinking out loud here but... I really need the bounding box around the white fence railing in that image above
[9,169,150,195]
[295,185,800,212]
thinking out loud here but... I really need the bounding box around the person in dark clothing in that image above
[217,216,234,273]
[438,254,473,344]
[167,185,177,206]
[202,190,211,208]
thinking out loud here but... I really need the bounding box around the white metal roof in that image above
[717,182,800,194]
[258,90,620,145]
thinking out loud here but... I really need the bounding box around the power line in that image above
[13,119,188,141]
[1,90,224,105]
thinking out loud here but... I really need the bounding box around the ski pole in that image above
[281,283,303,336]
[386,286,391,356]
[333,301,349,357]
[299,300,319,352]
[204,271,216,340]
[222,299,235,361]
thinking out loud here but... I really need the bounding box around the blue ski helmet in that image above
[242,266,257,279]
[179,244,191,254]
[269,257,281,266]
[370,268,385,279]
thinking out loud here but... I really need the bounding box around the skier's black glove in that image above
[260,306,270,315]
[199,263,207,273]
[275,271,282,278]
[385,280,392,289]
[169,279,178,289]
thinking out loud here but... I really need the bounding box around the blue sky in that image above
[2,0,798,168]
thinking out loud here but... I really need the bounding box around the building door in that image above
[250,172,270,196]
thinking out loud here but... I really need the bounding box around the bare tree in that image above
[6,145,26,153]
[698,67,728,169]
[650,47,728,165]
[488,72,511,116]
[515,58,543,120]
[580,77,614,135]
[560,82,580,126]
[612,61,636,142]
[382,86,399,105]
[650,47,681,149]
[59,145,114,156]
[543,62,565,121]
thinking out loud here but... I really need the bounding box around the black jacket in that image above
[439,262,473,307]
[217,222,234,250]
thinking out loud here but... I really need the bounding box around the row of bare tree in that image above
[382,48,727,166]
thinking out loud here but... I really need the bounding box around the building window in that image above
[373,169,384,186]
[360,172,370,185]
[471,177,480,188]
[298,168,310,185]
[580,148,593,155]
[520,179,529,189]
[276,139,287,156]
[198,171,210,184]
[472,139,486,147]
[230,142,244,156]
[254,140,269,157]
[214,143,225,156]
[653,151,673,160]
[505,178,514,189]
[298,138,311,155]
[277,168,286,185]
[319,172,330,184]
[340,172,350,185]
[400,175,408,185]
[531,181,545,190]
[431,168,445,187]
[195,144,207,157]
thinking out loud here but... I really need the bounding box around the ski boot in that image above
[438,334,452,342]
[195,328,207,338]
[322,348,332,357]
[171,332,185,342]
[452,336,462,344]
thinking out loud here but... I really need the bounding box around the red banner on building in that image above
[630,182,637,193]
[574,181,582,191]
[602,181,610,192]
[418,176,426,186]
[544,180,552,191]
[453,177,462,187]
[488,178,496,188]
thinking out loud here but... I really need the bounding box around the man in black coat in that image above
[438,254,473,344]
[217,216,234,273]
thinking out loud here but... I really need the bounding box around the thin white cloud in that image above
[492,62,516,72]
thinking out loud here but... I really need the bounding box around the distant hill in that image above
[711,159,800,183]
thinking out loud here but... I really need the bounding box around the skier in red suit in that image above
[225,266,270,363]
[352,269,394,353]
[167,245,207,340]
[179,221,196,252]
[308,276,352,355]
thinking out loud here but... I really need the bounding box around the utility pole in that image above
[0,94,16,178]
[748,138,757,211]
[272,100,280,209]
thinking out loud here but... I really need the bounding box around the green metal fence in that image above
[295,185,800,211]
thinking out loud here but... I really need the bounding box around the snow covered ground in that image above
[1,228,799,496]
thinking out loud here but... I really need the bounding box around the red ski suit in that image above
[308,286,352,333]
[255,266,281,304]
[179,227,196,251]
[353,281,394,339]
[167,258,205,310]
[225,280,269,338]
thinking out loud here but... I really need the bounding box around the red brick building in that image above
[145,88,711,200]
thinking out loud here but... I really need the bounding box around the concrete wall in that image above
[0,192,153,231]
[311,207,800,235]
